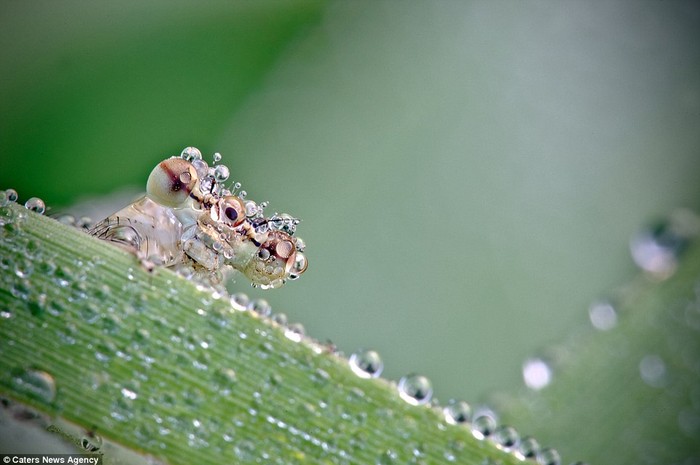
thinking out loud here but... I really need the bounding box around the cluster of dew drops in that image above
[4,179,698,464]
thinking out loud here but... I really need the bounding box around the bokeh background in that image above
[2,0,700,408]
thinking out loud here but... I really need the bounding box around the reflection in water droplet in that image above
[13,369,56,403]
[230,293,249,311]
[398,374,433,406]
[536,447,561,465]
[349,349,384,379]
[214,165,230,182]
[24,197,46,215]
[522,358,552,390]
[639,354,668,388]
[471,409,497,440]
[443,399,472,425]
[588,300,618,331]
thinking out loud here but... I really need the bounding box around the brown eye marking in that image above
[147,158,199,207]
[218,196,246,226]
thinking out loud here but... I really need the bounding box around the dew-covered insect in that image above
[90,147,307,289]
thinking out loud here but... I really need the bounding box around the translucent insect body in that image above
[90,147,307,290]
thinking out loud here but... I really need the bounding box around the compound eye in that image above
[147,158,199,207]
[219,196,245,226]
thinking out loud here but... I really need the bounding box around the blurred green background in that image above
[2,0,700,412]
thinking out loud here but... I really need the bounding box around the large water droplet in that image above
[247,299,271,317]
[5,188,18,203]
[214,165,230,182]
[471,409,497,440]
[443,399,472,425]
[13,369,56,403]
[588,300,618,331]
[24,197,46,215]
[522,358,552,390]
[181,147,202,161]
[493,425,520,451]
[349,349,384,379]
[518,436,541,460]
[398,374,433,406]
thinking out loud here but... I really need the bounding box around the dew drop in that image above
[536,447,561,465]
[212,152,222,163]
[377,449,398,465]
[522,358,552,390]
[121,387,138,400]
[24,197,46,214]
[181,147,202,161]
[443,399,472,425]
[214,165,230,182]
[639,354,668,388]
[518,436,541,460]
[349,349,384,379]
[588,300,618,331]
[284,323,305,342]
[13,369,56,403]
[247,298,271,317]
[471,409,497,440]
[81,432,103,452]
[272,312,288,325]
[5,189,18,203]
[398,374,433,406]
[230,292,249,311]
[493,425,520,451]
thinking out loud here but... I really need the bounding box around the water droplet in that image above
[214,165,230,182]
[271,312,288,325]
[81,432,103,452]
[234,439,256,460]
[377,449,398,465]
[121,387,138,400]
[284,323,305,342]
[518,436,541,459]
[639,354,668,388]
[493,425,520,451]
[471,409,497,440]
[536,447,561,465]
[5,189,18,203]
[443,399,472,425]
[523,358,552,390]
[588,300,618,331]
[398,374,433,406]
[24,197,46,214]
[629,211,700,279]
[13,369,56,403]
[181,147,202,161]
[247,298,271,317]
[212,152,222,163]
[349,349,384,379]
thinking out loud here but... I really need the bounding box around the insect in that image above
[89,147,307,289]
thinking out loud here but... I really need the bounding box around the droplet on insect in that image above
[5,189,18,203]
[639,354,668,388]
[213,152,222,163]
[536,447,561,465]
[443,399,472,425]
[181,146,202,161]
[493,425,520,451]
[522,358,552,390]
[24,197,46,215]
[214,165,230,182]
[588,300,618,331]
[192,159,210,180]
[349,349,384,379]
[398,374,433,406]
[13,369,56,403]
[471,409,497,440]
